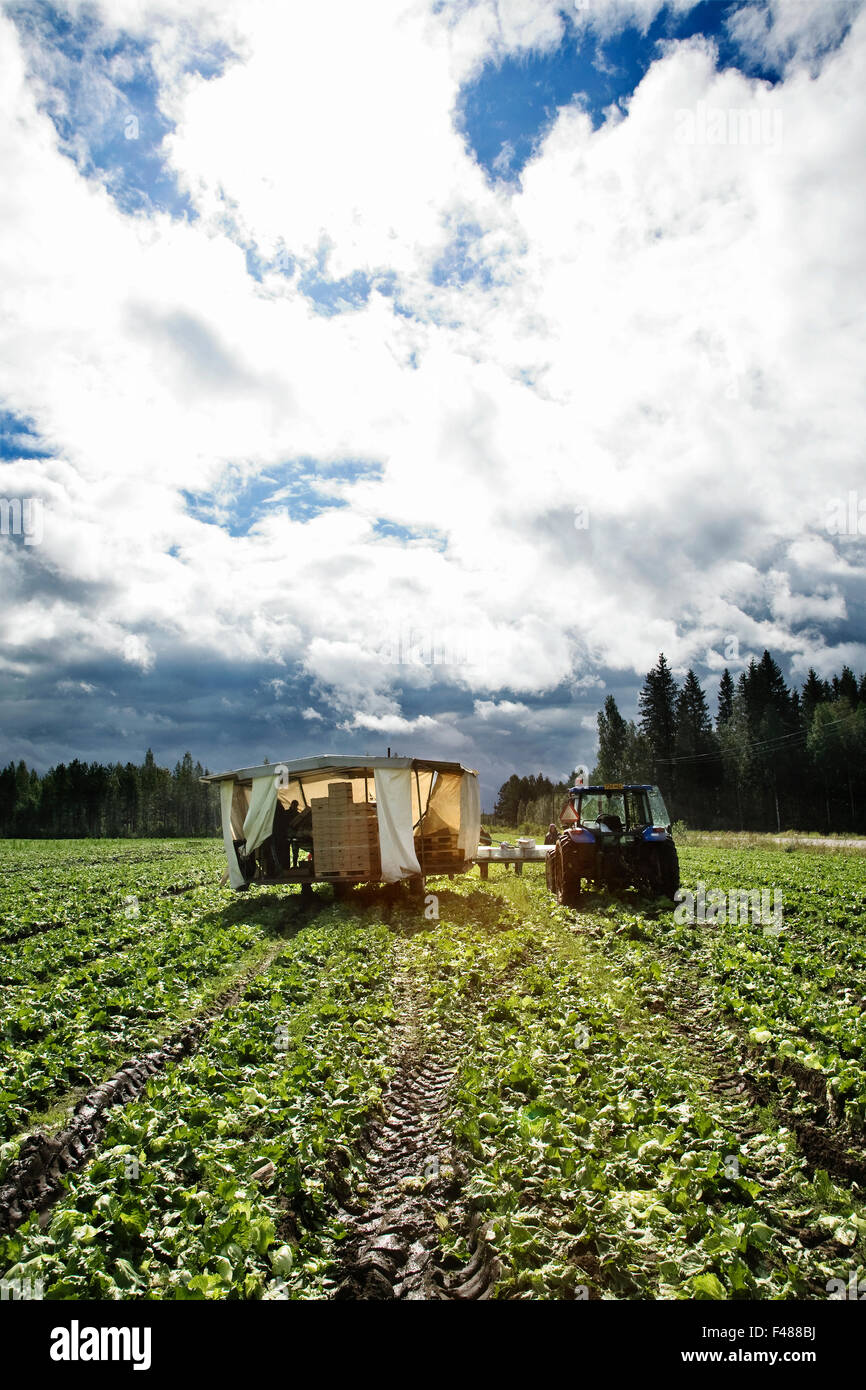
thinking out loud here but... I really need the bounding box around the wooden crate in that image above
[414,825,464,872]
[310,788,380,876]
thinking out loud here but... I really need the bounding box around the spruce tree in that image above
[674,670,719,822]
[832,666,859,706]
[717,669,734,728]
[638,654,679,799]
[595,695,629,781]
[801,669,829,726]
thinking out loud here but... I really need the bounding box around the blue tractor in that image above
[545,783,679,907]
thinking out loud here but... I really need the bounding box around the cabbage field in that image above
[1,837,865,1303]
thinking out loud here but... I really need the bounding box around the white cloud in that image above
[340,712,439,734]
[121,634,155,670]
[1,0,865,772]
[56,679,97,694]
[726,0,862,72]
[474,698,530,721]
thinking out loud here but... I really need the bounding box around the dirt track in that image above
[656,964,866,1189]
[332,977,499,1300]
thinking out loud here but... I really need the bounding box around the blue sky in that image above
[6,1,197,216]
[458,1,786,178]
[0,409,52,460]
[2,3,797,296]
[1,0,864,805]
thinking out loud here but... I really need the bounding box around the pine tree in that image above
[832,666,858,706]
[675,671,714,747]
[638,654,679,799]
[743,651,794,727]
[801,669,830,725]
[674,670,719,823]
[718,691,753,830]
[595,695,629,781]
[717,669,734,728]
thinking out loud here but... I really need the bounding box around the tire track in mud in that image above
[0,919,68,943]
[0,937,294,1233]
[653,970,866,1187]
[332,976,500,1301]
[631,968,866,1284]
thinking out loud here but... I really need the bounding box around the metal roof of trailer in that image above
[200,754,475,784]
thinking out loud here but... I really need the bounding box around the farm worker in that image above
[285,799,304,867]
[544,822,558,844]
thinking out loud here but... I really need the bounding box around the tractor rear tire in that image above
[552,847,582,908]
[655,842,680,899]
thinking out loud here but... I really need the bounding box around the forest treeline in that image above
[494,651,866,834]
[4,649,866,837]
[0,750,219,838]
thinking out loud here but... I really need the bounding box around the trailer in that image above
[201,754,481,896]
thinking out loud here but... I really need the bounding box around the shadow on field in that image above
[197,888,330,938]
[344,884,515,936]
[557,886,677,919]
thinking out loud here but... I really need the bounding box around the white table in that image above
[472,843,553,877]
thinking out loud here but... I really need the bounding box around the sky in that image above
[0,0,864,809]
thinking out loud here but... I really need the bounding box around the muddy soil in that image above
[655,970,866,1186]
[331,978,499,1300]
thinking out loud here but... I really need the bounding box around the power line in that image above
[651,706,861,767]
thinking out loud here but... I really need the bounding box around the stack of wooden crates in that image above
[413,822,464,873]
[310,782,381,878]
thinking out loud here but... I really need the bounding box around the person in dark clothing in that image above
[544,822,559,844]
[283,799,304,867]
[271,799,295,872]
[293,806,313,869]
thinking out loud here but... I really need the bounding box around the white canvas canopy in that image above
[203,755,480,887]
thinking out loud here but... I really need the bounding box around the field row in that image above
[0,886,285,1140]
[0,912,398,1298]
[404,878,866,1299]
[0,840,223,935]
[1,837,865,1300]
[591,847,866,1130]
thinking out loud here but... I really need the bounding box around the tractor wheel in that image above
[654,842,680,899]
[553,846,582,908]
[545,850,557,895]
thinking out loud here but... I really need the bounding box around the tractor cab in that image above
[547,783,679,906]
[570,784,672,840]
